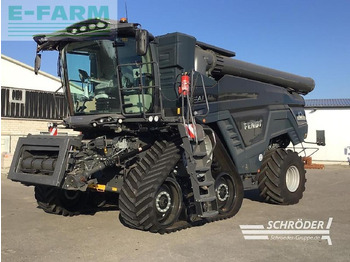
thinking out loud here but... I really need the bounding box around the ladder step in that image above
[198,181,214,187]
[196,167,210,173]
[198,196,217,202]
[200,210,219,218]
[193,151,207,158]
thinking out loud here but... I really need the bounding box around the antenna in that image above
[125,2,128,21]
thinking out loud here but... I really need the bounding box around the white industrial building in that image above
[305,99,350,164]
[1,54,61,93]
[1,54,71,168]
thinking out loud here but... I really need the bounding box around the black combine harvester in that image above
[9,18,316,233]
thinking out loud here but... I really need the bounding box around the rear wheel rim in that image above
[286,165,300,192]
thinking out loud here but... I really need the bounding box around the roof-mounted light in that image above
[67,20,108,34]
[120,17,128,23]
[96,21,106,29]
[88,24,96,30]
[79,25,87,32]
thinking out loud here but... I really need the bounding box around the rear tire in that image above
[258,149,306,205]
[35,186,86,216]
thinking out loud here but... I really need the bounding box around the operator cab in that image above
[34,18,158,127]
[63,37,154,115]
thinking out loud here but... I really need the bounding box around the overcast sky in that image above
[2,0,350,99]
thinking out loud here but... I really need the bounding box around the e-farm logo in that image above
[240,218,333,245]
[1,0,118,41]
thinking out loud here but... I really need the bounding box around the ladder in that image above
[177,71,218,218]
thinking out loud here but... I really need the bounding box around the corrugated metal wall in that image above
[1,87,68,119]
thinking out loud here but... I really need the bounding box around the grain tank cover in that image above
[212,57,315,95]
[196,41,236,57]
[195,46,315,95]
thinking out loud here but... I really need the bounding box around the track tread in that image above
[119,138,182,232]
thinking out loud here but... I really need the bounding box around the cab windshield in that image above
[63,37,154,115]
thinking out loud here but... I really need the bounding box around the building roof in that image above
[1,54,61,92]
[1,54,60,82]
[305,99,350,108]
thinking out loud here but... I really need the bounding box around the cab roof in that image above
[34,18,143,51]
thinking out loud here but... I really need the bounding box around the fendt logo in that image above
[1,0,118,41]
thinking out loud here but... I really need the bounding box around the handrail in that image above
[190,71,209,117]
[117,61,162,119]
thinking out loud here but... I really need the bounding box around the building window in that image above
[9,89,26,104]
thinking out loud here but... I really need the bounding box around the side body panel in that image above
[198,75,307,174]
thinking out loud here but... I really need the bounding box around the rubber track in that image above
[119,139,183,232]
[160,210,240,234]
[119,138,240,234]
[35,186,81,217]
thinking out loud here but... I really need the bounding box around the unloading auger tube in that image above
[195,47,315,95]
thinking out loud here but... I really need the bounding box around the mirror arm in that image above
[34,53,42,75]
[34,44,42,75]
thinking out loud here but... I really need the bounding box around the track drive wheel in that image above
[209,136,244,221]
[214,171,243,219]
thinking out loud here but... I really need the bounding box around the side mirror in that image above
[136,29,149,56]
[34,53,41,75]
[78,69,89,83]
